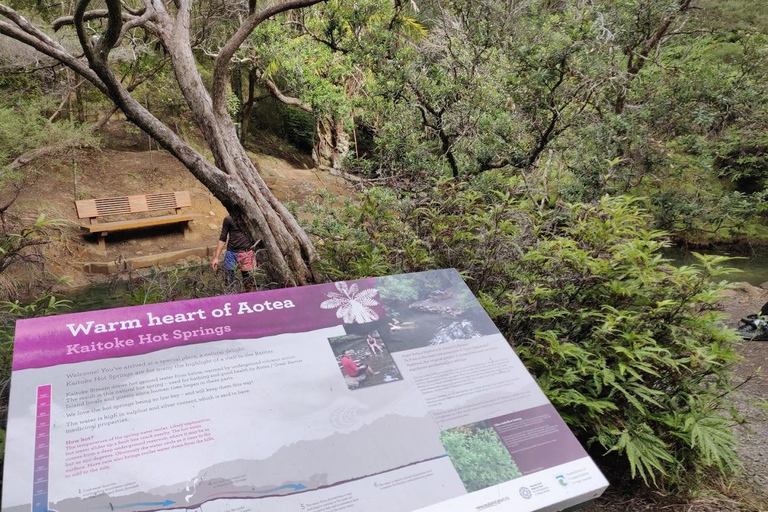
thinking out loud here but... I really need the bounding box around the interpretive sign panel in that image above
[3,269,607,512]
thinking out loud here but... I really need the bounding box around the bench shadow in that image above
[82,223,188,248]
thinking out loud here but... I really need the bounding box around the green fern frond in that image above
[609,424,674,485]
[684,415,739,471]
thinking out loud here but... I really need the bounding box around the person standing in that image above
[211,215,255,289]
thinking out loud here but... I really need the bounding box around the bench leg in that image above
[98,232,107,253]
[182,222,191,239]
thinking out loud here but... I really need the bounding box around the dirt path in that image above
[716,284,768,511]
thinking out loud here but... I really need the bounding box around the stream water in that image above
[662,247,768,285]
[63,281,132,313]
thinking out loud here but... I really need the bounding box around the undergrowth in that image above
[301,175,742,489]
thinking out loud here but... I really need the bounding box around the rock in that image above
[209,210,215,216]
[409,294,466,317]
[429,320,482,345]
[718,289,739,298]
[730,281,765,298]
[761,281,768,291]
[208,223,218,230]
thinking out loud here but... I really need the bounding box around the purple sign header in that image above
[13,278,384,371]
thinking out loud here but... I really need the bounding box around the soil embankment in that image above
[7,121,350,286]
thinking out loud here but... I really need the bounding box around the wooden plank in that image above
[146,193,178,211]
[95,196,130,216]
[128,195,149,213]
[174,191,192,208]
[75,199,98,219]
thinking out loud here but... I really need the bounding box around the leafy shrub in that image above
[0,101,96,170]
[121,264,266,306]
[302,177,740,488]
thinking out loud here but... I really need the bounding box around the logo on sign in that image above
[556,474,568,486]
[519,487,532,499]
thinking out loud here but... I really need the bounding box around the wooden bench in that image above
[75,191,200,252]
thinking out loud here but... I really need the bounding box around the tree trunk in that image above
[312,115,350,171]
[154,27,320,286]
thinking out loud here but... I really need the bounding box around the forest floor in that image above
[7,121,768,511]
[6,120,351,287]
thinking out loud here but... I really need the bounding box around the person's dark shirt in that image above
[219,216,252,252]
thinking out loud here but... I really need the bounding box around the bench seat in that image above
[80,214,201,234]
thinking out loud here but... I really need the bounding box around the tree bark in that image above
[260,73,351,171]
[240,68,257,143]
[137,7,322,286]
[312,115,350,171]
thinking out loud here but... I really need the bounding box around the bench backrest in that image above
[75,191,192,220]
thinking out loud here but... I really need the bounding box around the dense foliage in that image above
[263,0,768,243]
[302,178,740,487]
[0,214,72,482]
[2,0,767,241]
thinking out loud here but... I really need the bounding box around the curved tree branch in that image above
[261,73,313,113]
[121,0,146,16]
[211,0,327,119]
[52,9,140,32]
[0,18,108,95]
[117,7,156,45]
[74,0,122,63]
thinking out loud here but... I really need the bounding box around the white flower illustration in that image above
[320,282,380,323]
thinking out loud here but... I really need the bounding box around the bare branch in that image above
[283,20,351,54]
[52,9,140,32]
[0,18,108,95]
[117,6,156,45]
[49,78,87,122]
[261,73,313,113]
[121,0,145,15]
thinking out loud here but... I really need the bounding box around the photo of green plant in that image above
[439,421,522,493]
